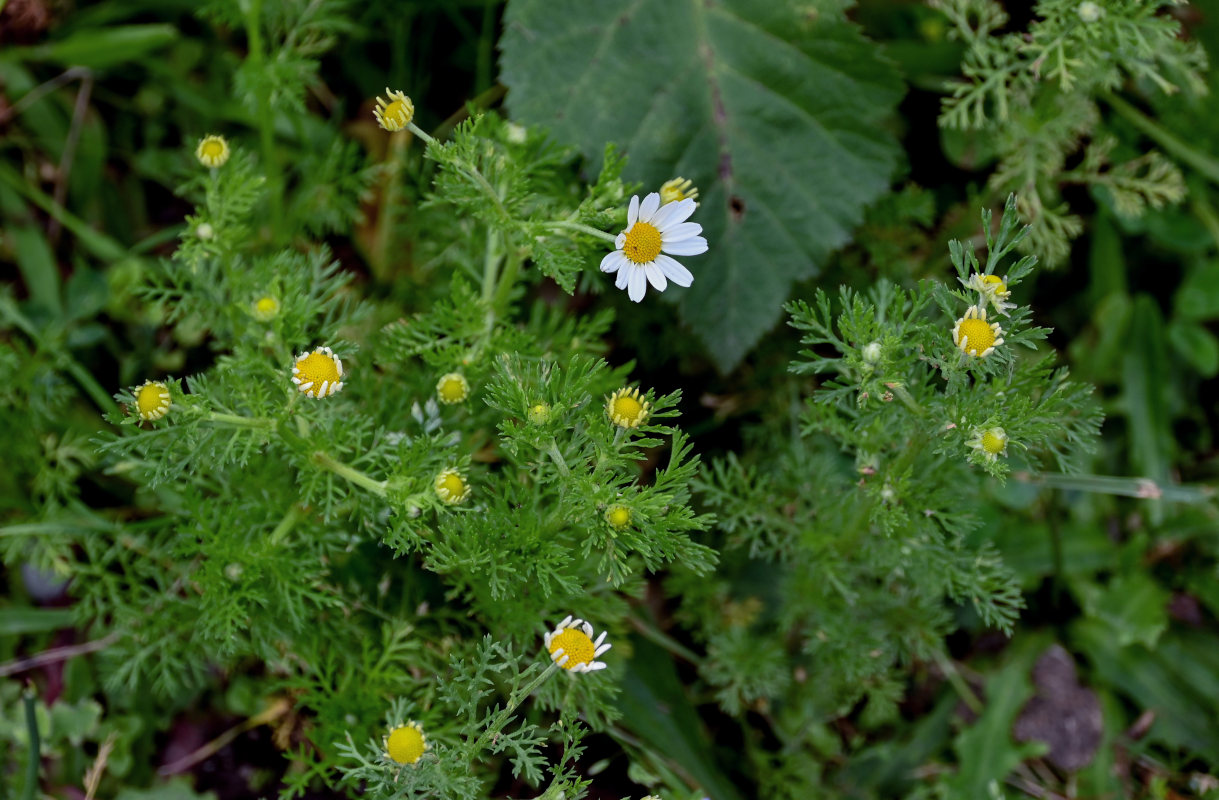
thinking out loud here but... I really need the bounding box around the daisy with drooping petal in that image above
[967,426,1009,462]
[434,468,470,505]
[606,387,650,429]
[952,306,1004,358]
[545,615,611,673]
[374,88,415,132]
[964,273,1015,315]
[600,193,708,303]
[382,721,428,765]
[291,346,345,398]
[659,177,698,205]
[195,135,230,168]
[134,380,171,421]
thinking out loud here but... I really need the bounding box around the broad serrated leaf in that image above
[501,0,903,368]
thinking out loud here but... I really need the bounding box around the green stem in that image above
[1103,93,1219,187]
[888,383,924,416]
[20,689,39,800]
[244,0,283,240]
[545,439,571,477]
[490,248,522,315]
[311,451,387,497]
[268,503,305,546]
[933,652,983,716]
[207,412,274,429]
[406,120,436,147]
[547,220,617,243]
[471,663,559,754]
[1013,471,1215,503]
[481,226,501,304]
[629,615,704,666]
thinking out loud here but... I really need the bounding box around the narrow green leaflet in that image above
[500,0,903,368]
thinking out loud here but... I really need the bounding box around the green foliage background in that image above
[3,1,1219,799]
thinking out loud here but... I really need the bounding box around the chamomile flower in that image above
[967,426,1009,461]
[965,273,1015,315]
[604,504,632,530]
[434,468,470,505]
[606,387,650,429]
[291,346,345,398]
[952,306,1004,358]
[527,403,551,425]
[374,88,415,132]
[252,296,279,321]
[382,721,428,765]
[195,135,230,168]
[659,177,698,205]
[600,193,707,303]
[134,380,171,421]
[436,372,469,404]
[544,615,611,673]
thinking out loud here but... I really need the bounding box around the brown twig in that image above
[0,632,119,678]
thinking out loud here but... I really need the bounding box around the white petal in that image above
[594,631,607,646]
[628,268,647,302]
[661,236,708,257]
[615,266,630,290]
[594,643,611,656]
[600,251,624,274]
[652,197,696,230]
[645,263,667,292]
[627,195,639,228]
[661,222,702,242]
[656,254,694,287]
[638,192,661,223]
[615,231,626,249]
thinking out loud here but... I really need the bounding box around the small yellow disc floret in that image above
[374,88,415,132]
[527,403,551,425]
[659,177,699,205]
[195,135,230,168]
[384,722,428,765]
[607,387,650,428]
[622,222,663,265]
[253,296,279,321]
[134,381,171,421]
[291,347,345,398]
[434,468,470,505]
[605,504,632,530]
[436,373,470,404]
[981,428,1008,455]
[952,306,1004,358]
[548,628,596,670]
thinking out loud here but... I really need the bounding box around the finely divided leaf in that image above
[500,0,903,368]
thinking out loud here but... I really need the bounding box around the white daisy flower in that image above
[544,615,611,673]
[599,192,708,303]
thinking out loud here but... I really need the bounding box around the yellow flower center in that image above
[981,429,1007,454]
[607,389,649,428]
[956,318,996,354]
[981,274,1008,294]
[437,374,469,404]
[622,221,662,265]
[296,352,341,385]
[136,383,170,420]
[254,296,279,319]
[605,505,631,530]
[200,140,225,159]
[548,628,595,670]
[659,177,698,205]
[435,470,469,504]
[386,726,426,765]
[528,403,551,424]
[385,100,410,124]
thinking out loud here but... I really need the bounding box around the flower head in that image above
[604,504,632,530]
[383,721,428,765]
[134,380,171,421]
[291,346,345,398]
[374,88,415,132]
[968,426,1009,461]
[606,387,650,429]
[659,177,698,205]
[966,273,1015,315]
[195,135,230,168]
[545,615,611,673]
[434,468,470,505]
[600,193,708,302]
[252,296,279,321]
[1077,1,1102,22]
[527,403,551,425]
[952,306,1004,358]
[196,223,215,240]
[436,373,469,405]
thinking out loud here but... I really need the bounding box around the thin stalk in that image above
[1013,471,1215,503]
[471,663,559,754]
[372,131,409,281]
[628,615,704,666]
[481,226,501,304]
[1103,93,1219,187]
[933,652,983,716]
[207,412,274,429]
[545,439,571,477]
[20,689,39,800]
[244,0,283,240]
[406,120,436,147]
[546,220,617,243]
[268,504,305,546]
[490,248,522,315]
[311,451,387,497]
